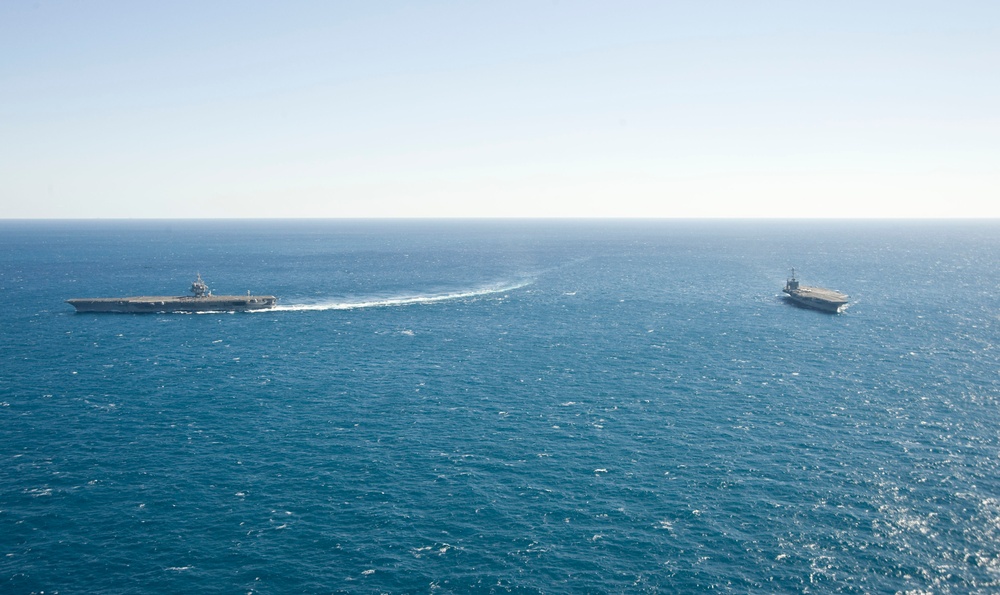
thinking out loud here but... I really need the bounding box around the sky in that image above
[1,1,998,219]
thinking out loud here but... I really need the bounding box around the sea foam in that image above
[269,279,533,312]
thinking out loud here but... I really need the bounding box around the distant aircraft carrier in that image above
[782,269,848,313]
[67,274,277,313]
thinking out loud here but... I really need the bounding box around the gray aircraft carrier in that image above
[782,269,848,313]
[67,274,277,313]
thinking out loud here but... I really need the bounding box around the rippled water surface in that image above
[2,220,999,593]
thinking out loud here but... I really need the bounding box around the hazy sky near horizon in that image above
[2,1,998,218]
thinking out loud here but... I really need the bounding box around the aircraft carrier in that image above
[67,274,277,313]
[782,269,848,313]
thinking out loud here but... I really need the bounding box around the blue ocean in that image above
[1,220,998,594]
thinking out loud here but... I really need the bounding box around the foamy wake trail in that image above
[270,279,533,312]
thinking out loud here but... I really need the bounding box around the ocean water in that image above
[1,219,998,594]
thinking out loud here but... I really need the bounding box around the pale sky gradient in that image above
[1,1,998,218]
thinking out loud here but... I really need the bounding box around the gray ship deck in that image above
[788,286,848,302]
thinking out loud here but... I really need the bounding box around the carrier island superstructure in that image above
[67,274,276,313]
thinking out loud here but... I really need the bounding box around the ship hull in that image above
[67,295,277,313]
[782,288,848,313]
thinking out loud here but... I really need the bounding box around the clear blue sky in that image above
[1,1,997,218]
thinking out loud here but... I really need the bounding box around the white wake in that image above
[269,279,533,312]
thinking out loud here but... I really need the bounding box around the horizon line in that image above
[2,216,998,222]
